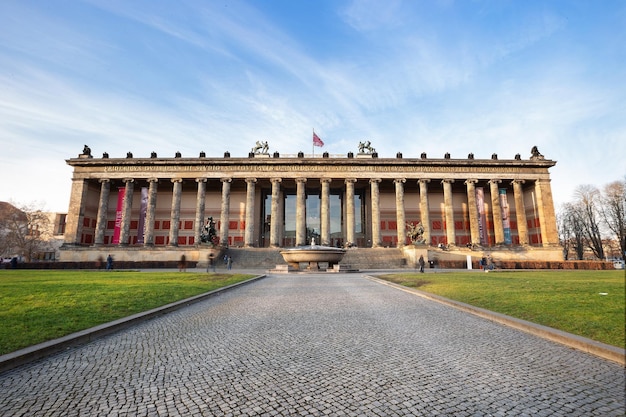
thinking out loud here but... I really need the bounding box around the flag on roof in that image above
[313,132,324,147]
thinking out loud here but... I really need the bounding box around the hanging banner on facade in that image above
[499,188,512,245]
[112,187,125,244]
[136,187,148,244]
[475,187,488,245]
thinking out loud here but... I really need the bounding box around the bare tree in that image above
[559,202,585,260]
[573,185,605,260]
[0,201,51,262]
[600,178,626,260]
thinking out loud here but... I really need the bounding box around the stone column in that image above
[244,178,256,247]
[442,179,456,246]
[296,178,307,246]
[418,179,431,246]
[168,178,183,246]
[63,178,89,246]
[143,178,158,246]
[270,178,282,247]
[534,179,559,246]
[219,178,232,247]
[511,180,529,245]
[370,178,382,248]
[395,178,406,247]
[94,179,110,246]
[489,179,505,245]
[194,178,207,245]
[119,178,134,246]
[465,179,480,246]
[320,178,332,246]
[345,178,356,246]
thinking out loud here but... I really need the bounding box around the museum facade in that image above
[61,146,561,262]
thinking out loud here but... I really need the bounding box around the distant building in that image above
[60,145,562,264]
[0,201,65,261]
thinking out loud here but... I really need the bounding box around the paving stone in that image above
[0,273,624,416]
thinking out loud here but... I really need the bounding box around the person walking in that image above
[227,256,233,270]
[418,255,425,273]
[106,254,113,271]
[178,254,187,272]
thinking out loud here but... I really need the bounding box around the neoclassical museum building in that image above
[60,144,562,264]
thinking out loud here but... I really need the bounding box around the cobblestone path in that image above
[1,274,624,416]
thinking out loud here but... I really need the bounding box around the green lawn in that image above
[0,270,255,355]
[377,270,625,348]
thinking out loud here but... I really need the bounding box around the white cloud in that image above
[0,0,624,213]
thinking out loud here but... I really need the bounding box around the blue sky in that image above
[1,0,624,212]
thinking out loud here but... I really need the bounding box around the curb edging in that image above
[366,275,626,365]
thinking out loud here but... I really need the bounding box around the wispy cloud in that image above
[0,0,623,211]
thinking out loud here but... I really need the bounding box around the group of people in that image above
[480,256,494,272]
[95,254,114,270]
[177,253,235,272]
[205,253,233,272]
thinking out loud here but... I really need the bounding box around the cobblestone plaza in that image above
[1,273,623,416]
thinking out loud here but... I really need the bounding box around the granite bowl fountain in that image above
[279,240,347,272]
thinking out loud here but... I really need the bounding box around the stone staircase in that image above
[340,248,408,270]
[220,248,284,270]
[221,247,408,270]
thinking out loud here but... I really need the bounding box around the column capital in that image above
[296,177,307,184]
[511,179,525,186]
[245,177,257,184]
[123,178,134,184]
[320,178,332,184]
[147,177,159,184]
[488,179,502,185]
[345,178,357,184]
[195,178,207,183]
[171,178,183,183]
[370,178,382,184]
[464,179,478,185]
[98,178,110,184]
[270,177,282,184]
[394,178,406,184]
[221,177,232,184]
[418,179,431,185]
[441,179,455,184]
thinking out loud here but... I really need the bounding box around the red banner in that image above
[112,187,125,244]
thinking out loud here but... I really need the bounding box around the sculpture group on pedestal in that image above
[406,221,425,245]
[200,216,219,246]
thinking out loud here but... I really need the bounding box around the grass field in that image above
[0,270,255,355]
[1,270,624,356]
[377,270,625,348]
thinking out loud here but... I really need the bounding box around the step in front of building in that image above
[221,247,408,270]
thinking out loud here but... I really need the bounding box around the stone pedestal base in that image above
[269,264,298,274]
[327,264,359,273]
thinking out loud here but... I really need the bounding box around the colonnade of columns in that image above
[72,175,558,249]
